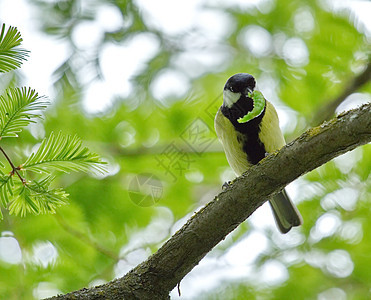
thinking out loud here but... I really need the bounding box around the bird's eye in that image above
[229,87,235,92]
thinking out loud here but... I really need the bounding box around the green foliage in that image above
[0,87,48,138]
[22,131,106,174]
[8,176,69,217]
[0,24,106,220]
[0,24,29,72]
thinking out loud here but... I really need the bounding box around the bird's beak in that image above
[245,87,253,96]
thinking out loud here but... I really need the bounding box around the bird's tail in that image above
[269,189,302,234]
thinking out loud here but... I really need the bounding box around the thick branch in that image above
[48,103,371,300]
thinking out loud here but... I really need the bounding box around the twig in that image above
[0,146,25,183]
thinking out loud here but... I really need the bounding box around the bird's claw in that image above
[222,181,231,190]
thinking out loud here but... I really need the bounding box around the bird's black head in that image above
[224,73,255,94]
[223,73,256,108]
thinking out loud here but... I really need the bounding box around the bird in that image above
[214,73,302,233]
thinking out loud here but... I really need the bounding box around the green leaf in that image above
[0,174,13,207]
[21,131,107,174]
[0,23,29,72]
[8,176,69,217]
[0,87,49,138]
[237,90,266,123]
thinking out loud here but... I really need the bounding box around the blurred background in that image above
[0,0,370,299]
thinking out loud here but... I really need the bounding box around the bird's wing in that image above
[258,100,286,153]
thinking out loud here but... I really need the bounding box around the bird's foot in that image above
[222,181,231,190]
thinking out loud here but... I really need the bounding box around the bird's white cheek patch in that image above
[223,90,241,108]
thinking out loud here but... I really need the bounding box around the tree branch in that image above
[54,214,119,262]
[311,60,371,125]
[47,103,371,300]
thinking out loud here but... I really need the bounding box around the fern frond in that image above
[0,87,49,138]
[21,132,106,174]
[8,176,68,217]
[0,24,29,72]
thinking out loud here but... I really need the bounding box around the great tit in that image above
[215,73,302,233]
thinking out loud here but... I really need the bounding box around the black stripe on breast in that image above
[222,98,266,165]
